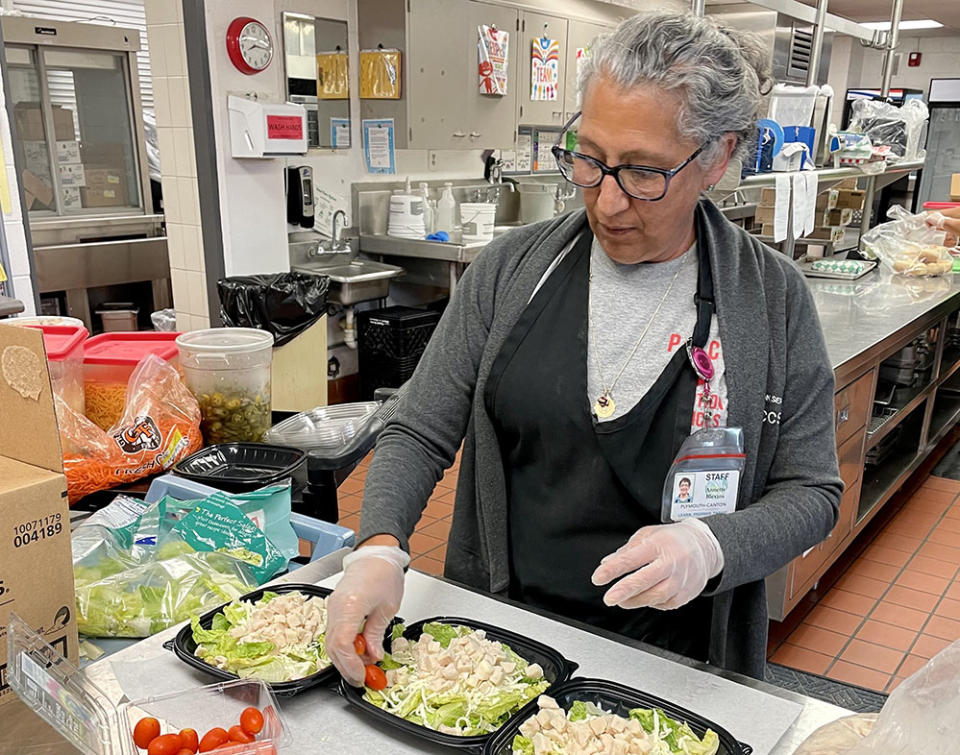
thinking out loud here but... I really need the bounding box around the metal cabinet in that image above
[358,0,518,150]
[562,19,608,122]
[517,11,567,128]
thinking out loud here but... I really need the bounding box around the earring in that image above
[707,184,716,191]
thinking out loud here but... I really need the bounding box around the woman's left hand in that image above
[591,519,724,610]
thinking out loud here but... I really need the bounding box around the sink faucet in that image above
[484,155,516,193]
[315,209,351,254]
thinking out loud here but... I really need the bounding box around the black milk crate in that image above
[358,306,441,398]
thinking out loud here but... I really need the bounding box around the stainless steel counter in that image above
[808,267,960,385]
[52,557,849,755]
[360,233,487,264]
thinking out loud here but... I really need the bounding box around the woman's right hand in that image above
[326,543,409,686]
[926,207,960,247]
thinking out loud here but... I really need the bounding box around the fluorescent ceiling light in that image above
[861,19,943,30]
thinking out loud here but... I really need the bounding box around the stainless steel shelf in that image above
[359,234,487,264]
[733,159,924,191]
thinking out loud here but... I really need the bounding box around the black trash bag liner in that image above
[218,272,329,347]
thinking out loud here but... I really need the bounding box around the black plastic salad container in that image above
[482,677,752,755]
[173,443,307,493]
[339,615,579,752]
[169,582,400,696]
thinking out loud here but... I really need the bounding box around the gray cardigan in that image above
[359,200,842,678]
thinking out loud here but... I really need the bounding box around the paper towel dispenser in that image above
[228,95,308,158]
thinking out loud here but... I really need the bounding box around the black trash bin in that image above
[218,273,329,347]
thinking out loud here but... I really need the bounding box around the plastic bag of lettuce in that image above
[73,486,298,638]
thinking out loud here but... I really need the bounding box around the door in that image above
[406,0,472,148]
[518,11,568,127]
[563,20,607,122]
[463,1,519,150]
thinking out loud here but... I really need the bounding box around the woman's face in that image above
[578,75,734,264]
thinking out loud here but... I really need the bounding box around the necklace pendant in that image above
[594,392,616,419]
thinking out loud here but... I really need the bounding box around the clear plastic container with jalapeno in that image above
[176,328,275,445]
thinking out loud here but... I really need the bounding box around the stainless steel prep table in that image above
[62,556,850,755]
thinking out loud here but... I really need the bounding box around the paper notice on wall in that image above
[362,118,395,174]
[531,36,560,101]
[774,174,790,243]
[331,118,351,148]
[0,132,11,215]
[534,130,560,172]
[516,131,533,172]
[478,25,509,95]
[314,187,349,238]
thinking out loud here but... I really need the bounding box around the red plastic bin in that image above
[82,331,180,430]
[25,324,88,417]
[923,202,960,210]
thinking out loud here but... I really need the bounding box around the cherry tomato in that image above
[178,729,199,754]
[353,633,367,656]
[364,664,388,690]
[148,734,184,755]
[227,725,254,744]
[133,717,161,749]
[239,707,264,736]
[198,728,229,752]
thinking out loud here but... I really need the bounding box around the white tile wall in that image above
[11,276,36,316]
[182,224,203,272]
[165,222,185,269]
[167,77,190,128]
[3,221,29,275]
[161,175,181,222]
[173,128,195,179]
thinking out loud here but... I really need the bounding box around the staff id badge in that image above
[661,427,745,522]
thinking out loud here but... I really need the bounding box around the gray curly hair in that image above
[580,12,773,166]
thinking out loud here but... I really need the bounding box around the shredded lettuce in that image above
[191,590,330,682]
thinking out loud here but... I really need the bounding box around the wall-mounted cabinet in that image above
[562,19,607,122]
[357,0,616,151]
[358,0,519,149]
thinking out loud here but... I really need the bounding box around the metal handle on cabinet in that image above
[552,111,563,120]
[452,131,467,137]
[836,406,849,429]
[469,131,481,138]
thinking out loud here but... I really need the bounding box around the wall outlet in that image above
[429,151,439,170]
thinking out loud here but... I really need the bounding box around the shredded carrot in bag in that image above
[84,381,128,430]
[58,355,203,503]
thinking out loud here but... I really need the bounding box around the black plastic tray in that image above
[173,443,307,493]
[483,677,752,755]
[339,616,578,752]
[168,582,398,696]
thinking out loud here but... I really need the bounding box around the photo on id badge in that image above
[673,476,694,505]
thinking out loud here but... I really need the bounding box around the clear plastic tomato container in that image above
[6,612,291,755]
[25,323,88,417]
[83,331,180,430]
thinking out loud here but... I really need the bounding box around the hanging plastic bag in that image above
[850,98,929,161]
[59,354,203,503]
[317,49,349,99]
[861,205,952,277]
[359,48,401,99]
[795,639,960,754]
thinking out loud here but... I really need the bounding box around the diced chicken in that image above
[532,732,552,755]
[526,663,544,680]
[538,696,560,710]
[588,718,607,737]
[475,659,493,681]
[519,717,541,738]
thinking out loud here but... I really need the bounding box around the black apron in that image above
[485,225,717,660]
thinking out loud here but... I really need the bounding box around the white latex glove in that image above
[591,519,724,611]
[326,545,409,686]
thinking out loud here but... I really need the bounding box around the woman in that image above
[327,11,842,683]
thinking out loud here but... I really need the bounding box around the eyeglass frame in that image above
[551,111,704,202]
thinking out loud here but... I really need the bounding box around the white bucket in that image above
[460,203,497,243]
[387,194,426,239]
[519,183,557,224]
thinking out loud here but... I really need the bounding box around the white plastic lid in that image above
[176,327,274,354]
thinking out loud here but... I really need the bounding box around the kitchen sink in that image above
[293,258,403,305]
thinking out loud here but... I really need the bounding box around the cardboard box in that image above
[816,189,839,211]
[80,187,126,208]
[816,208,854,227]
[20,170,54,210]
[57,163,85,188]
[804,226,846,243]
[13,103,45,141]
[83,168,125,190]
[759,187,778,207]
[56,140,81,165]
[80,141,126,167]
[835,178,860,190]
[951,173,960,202]
[836,189,866,211]
[61,187,81,210]
[755,205,776,226]
[761,223,776,237]
[50,106,75,141]
[0,326,78,707]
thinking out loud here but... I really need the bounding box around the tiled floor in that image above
[337,453,458,576]
[768,474,960,694]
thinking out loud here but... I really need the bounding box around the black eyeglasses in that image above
[552,111,703,202]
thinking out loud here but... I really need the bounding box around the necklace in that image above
[589,261,684,419]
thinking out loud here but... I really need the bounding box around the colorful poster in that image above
[530,36,560,101]
[478,25,509,95]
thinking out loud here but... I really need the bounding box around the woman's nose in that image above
[594,173,630,215]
